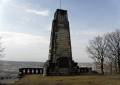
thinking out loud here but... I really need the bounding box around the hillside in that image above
[11,75,120,85]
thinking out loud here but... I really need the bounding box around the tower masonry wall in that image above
[44,9,79,75]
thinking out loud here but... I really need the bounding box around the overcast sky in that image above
[0,0,120,62]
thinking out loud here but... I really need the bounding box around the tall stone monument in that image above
[44,9,78,76]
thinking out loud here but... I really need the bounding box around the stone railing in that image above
[19,68,43,77]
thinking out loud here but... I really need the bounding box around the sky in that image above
[0,0,120,62]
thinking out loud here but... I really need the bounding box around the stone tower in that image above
[44,9,78,76]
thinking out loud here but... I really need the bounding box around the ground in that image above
[11,75,120,85]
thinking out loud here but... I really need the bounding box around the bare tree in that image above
[105,30,120,73]
[87,36,107,74]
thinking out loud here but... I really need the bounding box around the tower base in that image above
[44,57,79,76]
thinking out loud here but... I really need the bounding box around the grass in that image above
[11,75,120,85]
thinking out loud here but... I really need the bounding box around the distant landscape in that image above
[0,60,44,84]
[0,60,94,84]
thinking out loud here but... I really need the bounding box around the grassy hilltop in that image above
[11,75,120,85]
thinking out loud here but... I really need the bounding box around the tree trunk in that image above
[117,49,120,73]
[110,62,112,74]
[118,60,120,73]
[114,61,118,73]
[101,58,104,75]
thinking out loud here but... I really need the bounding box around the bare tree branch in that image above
[87,36,106,74]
